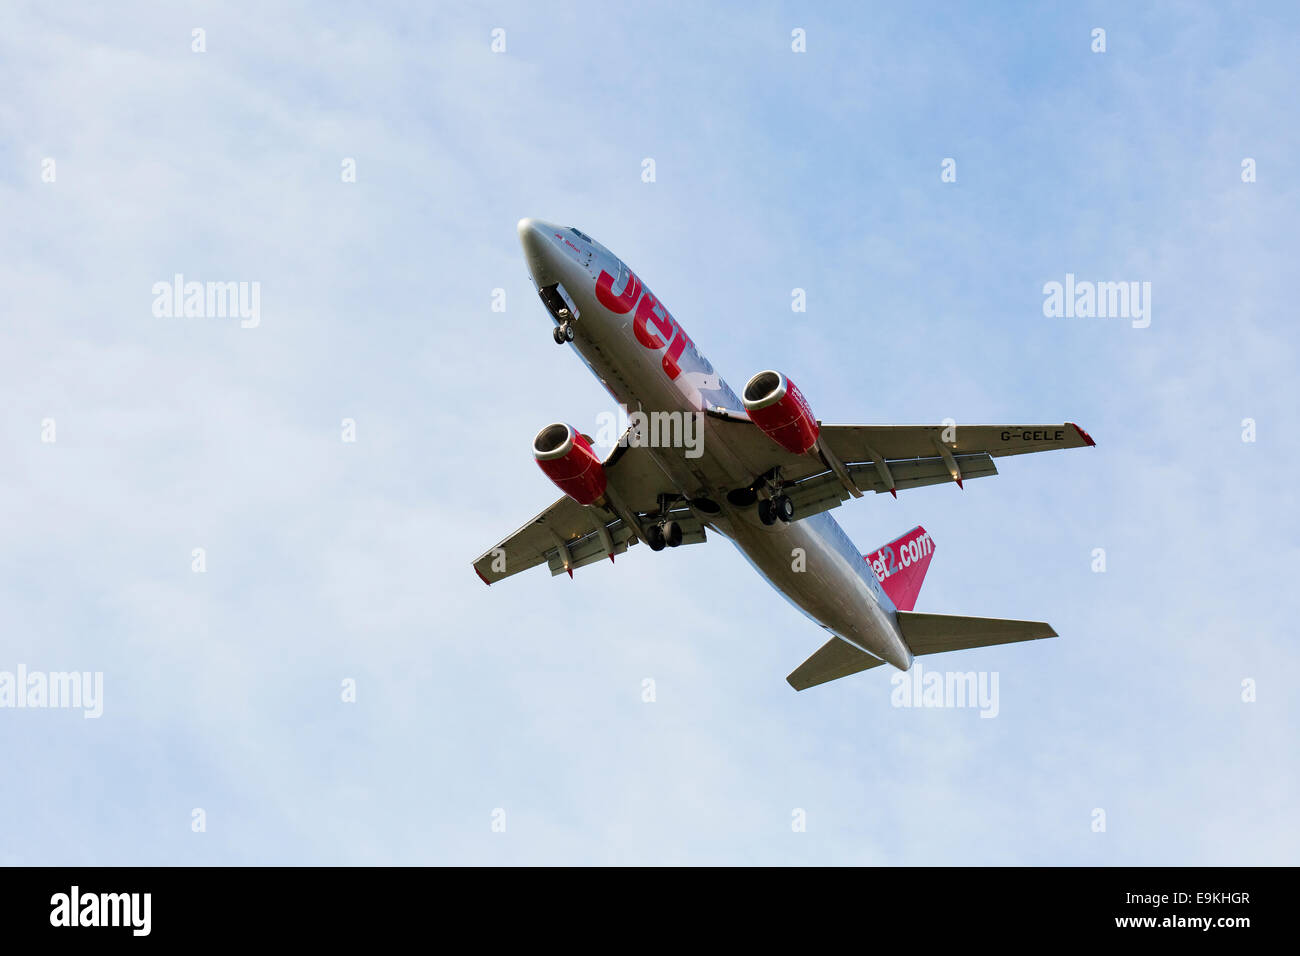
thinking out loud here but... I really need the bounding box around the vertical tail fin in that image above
[865,525,935,611]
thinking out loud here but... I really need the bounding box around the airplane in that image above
[472,219,1096,690]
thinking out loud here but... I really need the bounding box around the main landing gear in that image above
[758,493,795,526]
[645,519,683,552]
[645,493,685,551]
[552,310,576,344]
[725,468,796,527]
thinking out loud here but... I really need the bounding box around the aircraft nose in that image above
[517,217,558,285]
[517,217,554,253]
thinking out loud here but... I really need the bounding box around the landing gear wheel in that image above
[773,494,795,523]
[564,323,575,341]
[758,499,777,526]
[663,520,683,548]
[645,524,666,552]
[552,326,566,345]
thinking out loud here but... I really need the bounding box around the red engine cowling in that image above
[742,370,820,455]
[533,423,608,505]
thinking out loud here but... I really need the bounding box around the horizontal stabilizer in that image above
[895,611,1057,656]
[786,636,886,691]
[788,614,1058,691]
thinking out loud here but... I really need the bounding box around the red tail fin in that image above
[864,526,936,611]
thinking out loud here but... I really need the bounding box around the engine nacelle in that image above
[742,370,820,455]
[533,422,608,505]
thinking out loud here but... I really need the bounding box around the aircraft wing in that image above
[473,418,1094,584]
[818,422,1096,465]
[706,411,1095,515]
[471,438,705,586]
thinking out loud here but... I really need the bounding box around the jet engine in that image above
[741,370,820,455]
[533,422,608,505]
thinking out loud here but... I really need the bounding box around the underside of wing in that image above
[471,434,704,586]
[471,495,630,585]
[820,422,1095,464]
[703,412,1094,516]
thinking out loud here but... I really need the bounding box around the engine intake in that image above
[742,370,820,455]
[533,423,608,505]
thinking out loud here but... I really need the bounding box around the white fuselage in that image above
[520,219,913,669]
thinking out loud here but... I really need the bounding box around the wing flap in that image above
[784,453,998,523]
[848,452,997,493]
[543,510,707,576]
[545,519,636,575]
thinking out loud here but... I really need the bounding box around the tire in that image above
[553,326,566,345]
[758,499,777,526]
[564,324,575,341]
[774,494,795,523]
[645,524,666,552]
[663,520,683,548]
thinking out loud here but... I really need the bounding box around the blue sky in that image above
[1,1,1296,864]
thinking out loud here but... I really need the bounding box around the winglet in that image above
[1067,422,1097,447]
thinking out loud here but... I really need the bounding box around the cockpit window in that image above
[569,227,591,241]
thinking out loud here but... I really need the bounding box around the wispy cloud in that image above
[0,0,1295,864]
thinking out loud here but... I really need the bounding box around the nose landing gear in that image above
[552,313,575,345]
[539,286,579,344]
